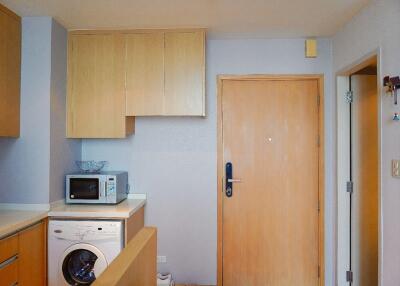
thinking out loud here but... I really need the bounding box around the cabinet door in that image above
[18,221,46,286]
[164,31,205,116]
[67,33,134,138]
[125,33,164,116]
[0,257,18,286]
[0,5,21,137]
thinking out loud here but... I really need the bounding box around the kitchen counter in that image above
[0,197,146,239]
[0,209,48,239]
[48,198,146,218]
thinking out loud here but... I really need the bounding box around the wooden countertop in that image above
[0,197,146,239]
[48,198,146,218]
[0,209,48,239]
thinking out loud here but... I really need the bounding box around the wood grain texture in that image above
[0,5,21,137]
[217,75,324,286]
[69,28,207,35]
[125,32,164,116]
[18,221,46,286]
[125,206,144,245]
[93,227,157,286]
[216,77,224,286]
[68,29,205,122]
[0,256,18,286]
[351,75,378,286]
[67,33,134,138]
[164,31,205,116]
[0,233,18,263]
[0,3,19,20]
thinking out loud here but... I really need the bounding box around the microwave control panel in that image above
[107,177,116,195]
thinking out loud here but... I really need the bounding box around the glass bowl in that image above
[75,161,107,173]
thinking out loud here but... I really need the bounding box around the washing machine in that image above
[48,219,124,286]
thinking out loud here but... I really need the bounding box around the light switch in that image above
[392,160,400,177]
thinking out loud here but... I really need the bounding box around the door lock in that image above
[225,162,241,197]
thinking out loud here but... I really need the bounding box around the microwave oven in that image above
[66,171,129,204]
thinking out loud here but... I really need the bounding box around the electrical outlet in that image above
[157,256,167,263]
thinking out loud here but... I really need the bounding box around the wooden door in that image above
[0,4,20,137]
[221,78,321,286]
[125,32,164,116]
[164,31,205,116]
[67,33,134,138]
[18,221,46,286]
[351,75,378,286]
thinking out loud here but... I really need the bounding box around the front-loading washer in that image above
[48,219,124,286]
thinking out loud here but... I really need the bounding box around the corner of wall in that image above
[49,18,82,203]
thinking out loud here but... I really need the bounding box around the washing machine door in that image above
[60,243,108,285]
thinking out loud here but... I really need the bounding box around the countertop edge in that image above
[0,198,146,239]
[47,200,146,219]
[0,212,48,240]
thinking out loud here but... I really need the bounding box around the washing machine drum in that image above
[61,244,108,286]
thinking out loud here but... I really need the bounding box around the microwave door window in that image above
[70,178,99,200]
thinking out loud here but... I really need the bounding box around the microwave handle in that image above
[100,181,107,197]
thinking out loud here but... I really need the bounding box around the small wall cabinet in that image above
[66,29,205,138]
[0,221,46,286]
[125,30,205,116]
[67,33,135,138]
[0,4,21,137]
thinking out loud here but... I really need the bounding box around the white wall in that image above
[49,19,81,203]
[0,17,81,204]
[0,17,52,204]
[332,0,400,285]
[82,37,335,285]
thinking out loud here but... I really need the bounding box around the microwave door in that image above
[69,178,100,200]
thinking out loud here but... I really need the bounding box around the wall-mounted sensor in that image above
[305,39,317,58]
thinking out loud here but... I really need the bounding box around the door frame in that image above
[217,74,325,286]
[335,51,382,286]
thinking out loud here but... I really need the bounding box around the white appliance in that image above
[48,219,124,286]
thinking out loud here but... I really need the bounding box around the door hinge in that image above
[345,90,353,103]
[317,95,320,106]
[317,135,320,147]
[346,270,353,283]
[318,265,320,278]
[346,181,353,194]
[318,200,320,212]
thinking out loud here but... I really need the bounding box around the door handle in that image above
[225,162,241,197]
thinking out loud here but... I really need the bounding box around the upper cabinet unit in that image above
[67,33,134,138]
[164,31,205,116]
[0,4,21,137]
[66,29,205,138]
[125,30,205,116]
[125,32,165,116]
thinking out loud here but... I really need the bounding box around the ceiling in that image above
[0,0,370,38]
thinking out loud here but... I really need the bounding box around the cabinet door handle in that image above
[0,254,18,270]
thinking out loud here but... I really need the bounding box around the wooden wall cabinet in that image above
[67,33,134,138]
[125,32,164,116]
[0,4,21,137]
[0,221,46,286]
[67,29,205,138]
[125,30,205,116]
[164,31,205,116]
